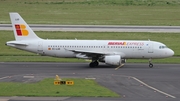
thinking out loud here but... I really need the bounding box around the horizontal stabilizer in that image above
[6,41,28,46]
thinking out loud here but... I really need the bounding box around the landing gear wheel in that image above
[89,62,94,67]
[149,63,153,68]
[94,61,99,66]
[89,61,99,67]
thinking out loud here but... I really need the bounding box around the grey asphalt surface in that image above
[0,62,180,101]
[1,24,180,32]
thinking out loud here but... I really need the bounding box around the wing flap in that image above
[71,49,109,55]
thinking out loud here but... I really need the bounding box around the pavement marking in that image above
[85,78,96,80]
[0,76,10,80]
[115,64,124,70]
[132,76,176,98]
[23,76,34,78]
[0,99,9,101]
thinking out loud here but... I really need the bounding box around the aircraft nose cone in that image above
[169,49,174,56]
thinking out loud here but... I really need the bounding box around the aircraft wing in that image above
[65,48,125,59]
[71,49,109,55]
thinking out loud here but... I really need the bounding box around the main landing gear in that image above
[149,58,153,68]
[89,60,99,67]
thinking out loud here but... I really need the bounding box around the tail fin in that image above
[9,12,41,41]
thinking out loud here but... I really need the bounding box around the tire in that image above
[149,63,153,68]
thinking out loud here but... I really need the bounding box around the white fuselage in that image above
[7,39,174,59]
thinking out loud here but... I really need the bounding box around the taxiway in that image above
[1,24,180,32]
[0,62,180,101]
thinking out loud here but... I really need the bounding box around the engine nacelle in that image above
[104,55,121,65]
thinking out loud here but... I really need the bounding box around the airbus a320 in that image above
[6,13,174,68]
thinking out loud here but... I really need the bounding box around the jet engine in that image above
[104,55,121,65]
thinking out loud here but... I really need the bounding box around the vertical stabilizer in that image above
[9,12,41,41]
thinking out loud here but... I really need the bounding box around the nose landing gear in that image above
[149,63,153,68]
[149,58,153,68]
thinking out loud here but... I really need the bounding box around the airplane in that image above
[6,12,174,68]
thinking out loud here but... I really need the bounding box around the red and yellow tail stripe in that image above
[15,24,29,36]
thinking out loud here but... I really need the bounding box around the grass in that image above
[0,56,86,62]
[0,0,180,25]
[0,78,119,97]
[0,56,179,64]
[1,31,180,63]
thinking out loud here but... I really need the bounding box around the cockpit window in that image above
[159,46,168,49]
